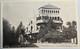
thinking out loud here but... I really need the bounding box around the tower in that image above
[38,4,60,17]
[36,4,63,32]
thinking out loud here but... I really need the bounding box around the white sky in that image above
[2,0,78,29]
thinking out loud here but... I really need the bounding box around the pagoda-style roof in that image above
[38,4,60,10]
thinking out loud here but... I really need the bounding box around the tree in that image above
[64,21,77,39]
[66,22,71,27]
[37,19,65,43]
[11,26,17,45]
[21,26,26,35]
[72,21,77,26]
[16,21,26,44]
[44,30,65,42]
[72,21,77,29]
[16,21,23,37]
[3,18,12,46]
[47,19,53,30]
[12,26,15,32]
[72,21,77,38]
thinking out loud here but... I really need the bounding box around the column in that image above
[74,38,77,44]
[71,38,74,44]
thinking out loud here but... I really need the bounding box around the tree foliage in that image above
[63,21,77,39]
[37,18,77,43]
[3,18,17,46]
[16,21,23,39]
[3,19,26,47]
[3,18,11,45]
[37,19,65,42]
[16,21,26,44]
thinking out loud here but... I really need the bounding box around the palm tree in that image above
[66,21,77,44]
[66,22,71,28]
[72,21,77,28]
[72,21,77,44]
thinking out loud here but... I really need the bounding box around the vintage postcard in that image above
[1,0,79,48]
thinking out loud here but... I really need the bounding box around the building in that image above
[26,4,63,34]
[25,4,63,43]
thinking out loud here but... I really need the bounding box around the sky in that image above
[2,0,78,29]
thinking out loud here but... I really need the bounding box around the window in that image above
[55,17,56,20]
[52,11,53,13]
[50,10,51,13]
[50,17,51,19]
[31,26,33,32]
[37,16,41,20]
[58,11,59,13]
[54,11,55,13]
[44,10,45,13]
[42,16,45,19]
[42,16,49,20]
[31,21,33,24]
[56,11,57,13]
[48,10,49,13]
[58,17,59,20]
[46,10,47,13]
[42,10,43,13]
[38,16,41,20]
[45,16,49,20]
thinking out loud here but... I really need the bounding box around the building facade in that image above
[26,4,63,35]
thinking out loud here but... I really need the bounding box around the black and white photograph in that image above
[1,0,79,48]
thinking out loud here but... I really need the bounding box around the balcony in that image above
[53,20,63,24]
[36,20,47,26]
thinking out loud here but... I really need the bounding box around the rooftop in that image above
[38,4,60,10]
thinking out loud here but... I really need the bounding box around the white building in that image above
[26,4,63,34]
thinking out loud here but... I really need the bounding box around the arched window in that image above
[48,10,49,13]
[46,10,47,13]
[44,10,45,13]
[56,11,57,13]
[58,17,59,20]
[50,10,51,13]
[50,17,51,19]
[58,11,59,13]
[54,11,55,13]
